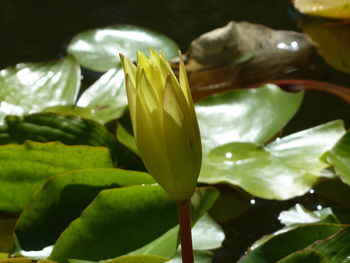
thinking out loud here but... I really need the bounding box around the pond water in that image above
[1,0,350,262]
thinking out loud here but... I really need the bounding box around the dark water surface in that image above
[0,0,298,68]
[1,0,350,262]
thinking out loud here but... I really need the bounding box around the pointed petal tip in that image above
[119,53,126,64]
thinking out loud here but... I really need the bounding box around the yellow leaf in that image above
[294,0,350,19]
[301,18,350,73]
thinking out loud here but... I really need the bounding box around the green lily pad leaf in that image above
[68,255,169,263]
[126,187,219,258]
[200,120,345,200]
[310,226,350,262]
[0,57,80,124]
[208,142,269,162]
[301,18,350,73]
[278,204,339,227]
[116,122,139,155]
[0,258,33,263]
[166,250,213,263]
[67,25,179,72]
[132,212,223,259]
[327,131,350,186]
[0,113,118,163]
[195,84,303,152]
[0,141,113,213]
[238,224,343,263]
[16,169,155,250]
[108,255,169,263]
[42,106,95,120]
[277,249,327,263]
[49,186,218,263]
[102,255,169,263]
[192,213,224,250]
[49,185,176,263]
[76,68,128,123]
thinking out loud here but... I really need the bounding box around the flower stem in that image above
[177,199,194,263]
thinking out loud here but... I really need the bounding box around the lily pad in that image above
[195,84,304,152]
[129,213,223,258]
[277,249,327,263]
[0,57,80,124]
[278,204,339,227]
[327,130,350,186]
[310,226,350,261]
[103,255,169,263]
[69,255,169,263]
[127,187,220,258]
[15,169,155,250]
[166,250,213,263]
[76,68,128,123]
[238,224,343,263]
[301,18,350,73]
[67,25,179,72]
[0,141,113,213]
[192,214,225,250]
[49,186,218,263]
[294,0,350,19]
[199,120,345,200]
[0,258,33,263]
[0,113,118,163]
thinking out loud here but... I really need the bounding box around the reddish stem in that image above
[177,199,194,263]
[251,79,350,104]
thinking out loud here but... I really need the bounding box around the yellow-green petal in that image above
[125,74,137,135]
[178,51,192,105]
[119,54,136,86]
[139,70,161,113]
[162,77,199,200]
[134,84,170,181]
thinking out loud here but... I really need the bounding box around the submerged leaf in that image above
[186,22,314,99]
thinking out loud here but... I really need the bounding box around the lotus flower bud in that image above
[120,50,202,200]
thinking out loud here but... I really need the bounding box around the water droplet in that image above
[309,189,315,194]
[225,152,233,158]
[250,199,256,205]
[317,205,322,210]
